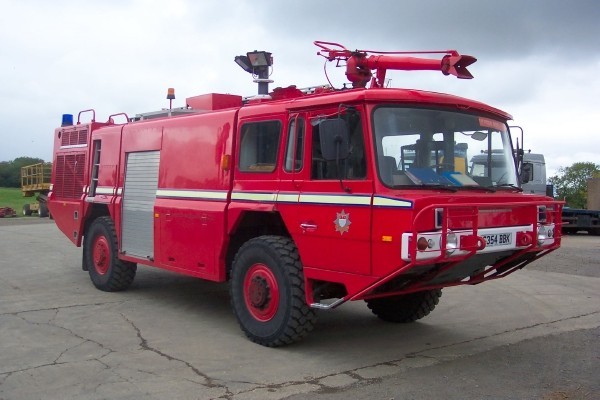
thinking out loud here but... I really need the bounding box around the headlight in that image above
[446,230,458,255]
[537,224,554,245]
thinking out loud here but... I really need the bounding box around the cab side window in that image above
[239,121,281,172]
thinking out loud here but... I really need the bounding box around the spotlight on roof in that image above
[234,50,274,96]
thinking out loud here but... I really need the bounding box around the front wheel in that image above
[83,216,137,292]
[230,236,316,347]
[365,289,442,323]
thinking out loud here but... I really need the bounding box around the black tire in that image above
[22,204,32,216]
[230,236,316,347]
[83,216,137,292]
[38,203,49,218]
[365,289,442,323]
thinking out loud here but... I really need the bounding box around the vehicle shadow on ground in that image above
[119,267,462,356]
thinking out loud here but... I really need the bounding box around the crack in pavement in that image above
[0,300,126,317]
[52,339,94,364]
[212,310,600,399]
[2,304,597,399]
[407,310,600,356]
[0,305,118,376]
[2,304,242,398]
[1,306,171,398]
[119,312,234,398]
[15,309,116,359]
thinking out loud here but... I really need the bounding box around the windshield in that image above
[373,107,518,189]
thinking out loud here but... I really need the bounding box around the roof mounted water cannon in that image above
[315,41,476,89]
[235,50,274,96]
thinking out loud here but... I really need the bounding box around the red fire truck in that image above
[48,41,562,346]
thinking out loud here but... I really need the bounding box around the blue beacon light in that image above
[61,114,74,126]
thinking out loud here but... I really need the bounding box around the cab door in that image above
[275,114,305,233]
[294,108,373,276]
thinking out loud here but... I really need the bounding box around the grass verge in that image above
[0,187,35,217]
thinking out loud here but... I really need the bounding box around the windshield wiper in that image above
[454,185,496,193]
[493,183,523,192]
[406,184,458,192]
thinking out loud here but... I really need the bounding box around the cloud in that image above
[259,0,600,59]
[0,0,598,175]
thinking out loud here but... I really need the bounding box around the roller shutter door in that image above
[122,151,159,259]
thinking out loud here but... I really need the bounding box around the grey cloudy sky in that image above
[1,0,599,176]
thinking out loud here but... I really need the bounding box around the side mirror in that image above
[319,119,350,161]
[520,162,533,184]
[471,131,487,141]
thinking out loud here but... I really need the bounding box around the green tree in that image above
[549,162,600,208]
[0,157,46,188]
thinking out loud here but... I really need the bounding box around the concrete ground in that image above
[0,218,598,399]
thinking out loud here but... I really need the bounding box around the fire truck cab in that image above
[48,42,562,346]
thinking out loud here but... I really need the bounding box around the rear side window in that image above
[239,121,282,172]
[284,117,305,172]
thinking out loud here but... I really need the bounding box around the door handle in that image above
[300,222,318,233]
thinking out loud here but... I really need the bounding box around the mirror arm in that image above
[335,135,351,193]
[510,125,525,174]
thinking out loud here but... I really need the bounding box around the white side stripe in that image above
[299,194,371,206]
[95,186,116,195]
[92,186,124,196]
[373,196,412,208]
[88,187,412,208]
[231,192,277,202]
[157,189,228,200]
[276,193,299,203]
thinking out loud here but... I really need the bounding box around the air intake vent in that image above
[54,153,86,199]
[61,128,88,146]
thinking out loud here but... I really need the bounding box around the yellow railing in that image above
[21,163,52,196]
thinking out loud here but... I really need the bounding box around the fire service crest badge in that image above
[334,210,351,235]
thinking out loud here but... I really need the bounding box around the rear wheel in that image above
[84,216,137,291]
[38,203,49,218]
[365,289,442,323]
[22,204,32,216]
[230,236,316,347]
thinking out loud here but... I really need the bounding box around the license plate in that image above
[482,232,512,247]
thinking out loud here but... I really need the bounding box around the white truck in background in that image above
[518,153,549,196]
[469,152,549,195]
[470,152,599,235]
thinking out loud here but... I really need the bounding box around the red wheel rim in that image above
[92,236,110,275]
[243,263,279,322]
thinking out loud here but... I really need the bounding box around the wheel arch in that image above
[83,203,111,239]
[225,210,291,280]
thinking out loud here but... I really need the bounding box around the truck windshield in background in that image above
[373,107,518,189]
